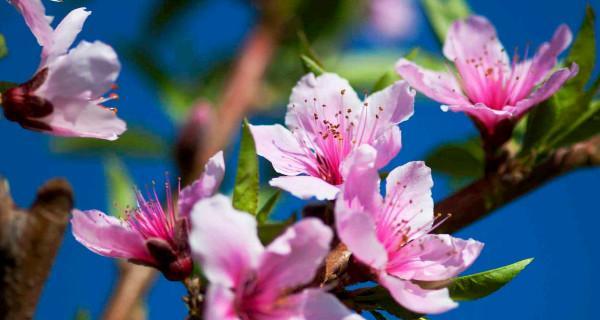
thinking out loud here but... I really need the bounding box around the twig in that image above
[101,263,155,320]
[0,178,73,320]
[435,136,600,233]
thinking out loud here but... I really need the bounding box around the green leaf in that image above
[258,220,292,245]
[421,0,471,43]
[0,34,7,59]
[73,309,91,320]
[232,119,260,215]
[373,69,402,92]
[257,189,281,223]
[404,47,447,71]
[551,99,600,147]
[50,127,168,159]
[300,54,326,76]
[449,258,533,301]
[561,5,596,93]
[298,31,325,69]
[103,156,136,219]
[425,137,484,178]
[0,81,17,94]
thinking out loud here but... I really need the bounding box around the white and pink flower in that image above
[250,73,414,200]
[3,0,126,140]
[189,194,363,320]
[72,152,225,280]
[335,145,484,314]
[396,15,577,137]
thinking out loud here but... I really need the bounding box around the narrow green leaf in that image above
[561,5,596,93]
[103,156,136,219]
[370,311,387,320]
[73,309,91,320]
[50,127,168,158]
[373,69,401,92]
[257,190,281,223]
[449,258,533,301]
[421,0,471,43]
[0,34,7,59]
[232,119,260,215]
[404,47,446,71]
[425,137,484,178]
[551,99,600,147]
[258,221,291,245]
[351,286,423,319]
[301,54,326,76]
[298,31,324,69]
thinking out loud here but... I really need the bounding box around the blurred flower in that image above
[175,101,214,181]
[396,15,577,138]
[189,194,363,320]
[2,0,126,140]
[250,73,414,200]
[335,145,483,314]
[369,0,418,41]
[71,151,225,281]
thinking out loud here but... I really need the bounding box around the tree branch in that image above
[435,136,600,234]
[0,178,73,320]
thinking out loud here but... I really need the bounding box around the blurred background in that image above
[0,0,598,319]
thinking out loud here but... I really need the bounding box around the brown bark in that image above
[0,178,73,320]
[435,136,600,234]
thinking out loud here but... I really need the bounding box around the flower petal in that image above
[379,273,458,314]
[189,194,264,287]
[10,0,54,49]
[178,151,225,217]
[43,8,90,65]
[302,289,365,320]
[285,73,361,139]
[255,218,332,297]
[528,25,573,87]
[339,145,382,212]
[249,124,312,176]
[395,59,467,106]
[387,234,484,281]
[37,40,120,100]
[42,98,126,140]
[383,161,434,241]
[444,102,513,134]
[204,284,239,320]
[71,209,153,263]
[372,126,402,169]
[269,176,339,200]
[511,64,578,119]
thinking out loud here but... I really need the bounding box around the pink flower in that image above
[335,145,483,314]
[396,15,578,136]
[72,151,225,281]
[189,194,363,320]
[2,0,126,140]
[250,73,414,200]
[369,0,418,40]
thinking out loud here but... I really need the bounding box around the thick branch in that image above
[0,179,73,320]
[435,136,600,234]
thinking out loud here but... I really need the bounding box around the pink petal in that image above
[178,151,225,217]
[444,102,513,134]
[372,126,402,169]
[302,289,365,320]
[269,176,339,200]
[387,234,484,281]
[71,209,153,264]
[511,64,578,119]
[369,0,418,40]
[189,194,264,287]
[285,73,361,139]
[10,0,54,49]
[382,161,434,241]
[255,218,332,298]
[395,59,467,106]
[42,8,90,65]
[37,40,121,101]
[336,145,387,270]
[249,124,311,176]
[364,80,415,127]
[379,273,458,314]
[204,284,238,320]
[339,145,382,212]
[42,98,126,140]
[527,25,573,87]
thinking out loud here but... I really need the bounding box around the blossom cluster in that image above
[1,0,578,319]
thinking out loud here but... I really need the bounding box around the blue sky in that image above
[0,0,599,319]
